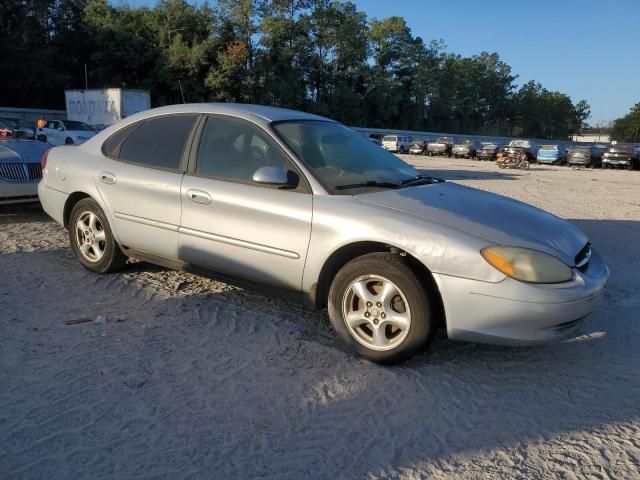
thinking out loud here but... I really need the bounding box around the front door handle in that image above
[186,189,212,204]
[99,171,116,185]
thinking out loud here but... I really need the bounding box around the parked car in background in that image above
[566,146,594,168]
[0,117,36,139]
[476,142,501,161]
[536,145,564,165]
[452,140,477,159]
[408,139,428,155]
[426,136,454,157]
[602,144,637,169]
[504,139,536,163]
[38,103,609,364]
[590,145,608,168]
[0,119,13,138]
[37,120,97,146]
[1,138,49,204]
[382,135,411,153]
[368,133,384,147]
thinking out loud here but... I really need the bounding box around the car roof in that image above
[127,103,332,124]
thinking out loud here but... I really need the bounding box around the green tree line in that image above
[1,0,590,138]
[611,103,640,142]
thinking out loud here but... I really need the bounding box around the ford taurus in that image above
[38,104,609,364]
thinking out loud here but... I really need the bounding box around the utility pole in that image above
[84,63,88,90]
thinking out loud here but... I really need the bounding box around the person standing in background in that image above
[36,116,46,141]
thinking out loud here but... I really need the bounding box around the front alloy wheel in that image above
[342,275,411,351]
[328,252,437,364]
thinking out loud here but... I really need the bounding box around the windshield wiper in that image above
[399,175,444,186]
[335,180,401,190]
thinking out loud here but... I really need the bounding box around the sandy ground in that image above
[1,157,639,479]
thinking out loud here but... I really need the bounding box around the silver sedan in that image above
[38,104,609,363]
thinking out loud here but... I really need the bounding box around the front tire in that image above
[328,253,437,364]
[69,198,127,273]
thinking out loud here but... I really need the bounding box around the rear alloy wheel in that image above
[328,253,437,364]
[69,198,127,273]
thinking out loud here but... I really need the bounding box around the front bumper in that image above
[0,181,39,204]
[537,157,559,164]
[453,151,472,157]
[433,247,609,345]
[569,158,590,166]
[603,159,631,167]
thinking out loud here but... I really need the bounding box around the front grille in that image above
[0,163,42,182]
[575,242,591,271]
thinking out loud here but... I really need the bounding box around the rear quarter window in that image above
[102,124,139,157]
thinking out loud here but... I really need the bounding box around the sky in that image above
[124,0,640,124]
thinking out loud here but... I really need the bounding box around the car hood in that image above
[0,140,49,163]
[357,182,587,265]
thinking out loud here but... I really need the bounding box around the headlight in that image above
[481,246,573,284]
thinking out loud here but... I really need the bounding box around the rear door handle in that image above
[186,189,212,204]
[99,171,116,185]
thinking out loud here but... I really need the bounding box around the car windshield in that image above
[274,121,419,193]
[609,144,635,153]
[64,121,95,131]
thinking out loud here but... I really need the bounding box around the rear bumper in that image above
[37,182,67,225]
[0,181,39,205]
[433,248,609,345]
[537,157,560,164]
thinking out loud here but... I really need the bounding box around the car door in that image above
[95,114,199,260]
[42,120,62,145]
[179,115,313,291]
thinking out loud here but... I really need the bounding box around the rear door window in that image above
[118,114,198,170]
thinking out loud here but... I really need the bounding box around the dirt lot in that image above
[1,157,639,479]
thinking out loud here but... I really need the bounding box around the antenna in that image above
[178,80,186,104]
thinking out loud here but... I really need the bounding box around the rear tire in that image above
[328,253,437,364]
[69,198,127,273]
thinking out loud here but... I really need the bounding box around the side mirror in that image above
[252,166,289,185]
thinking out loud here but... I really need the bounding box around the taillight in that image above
[41,149,50,170]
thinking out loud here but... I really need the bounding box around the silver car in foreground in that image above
[38,104,609,364]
